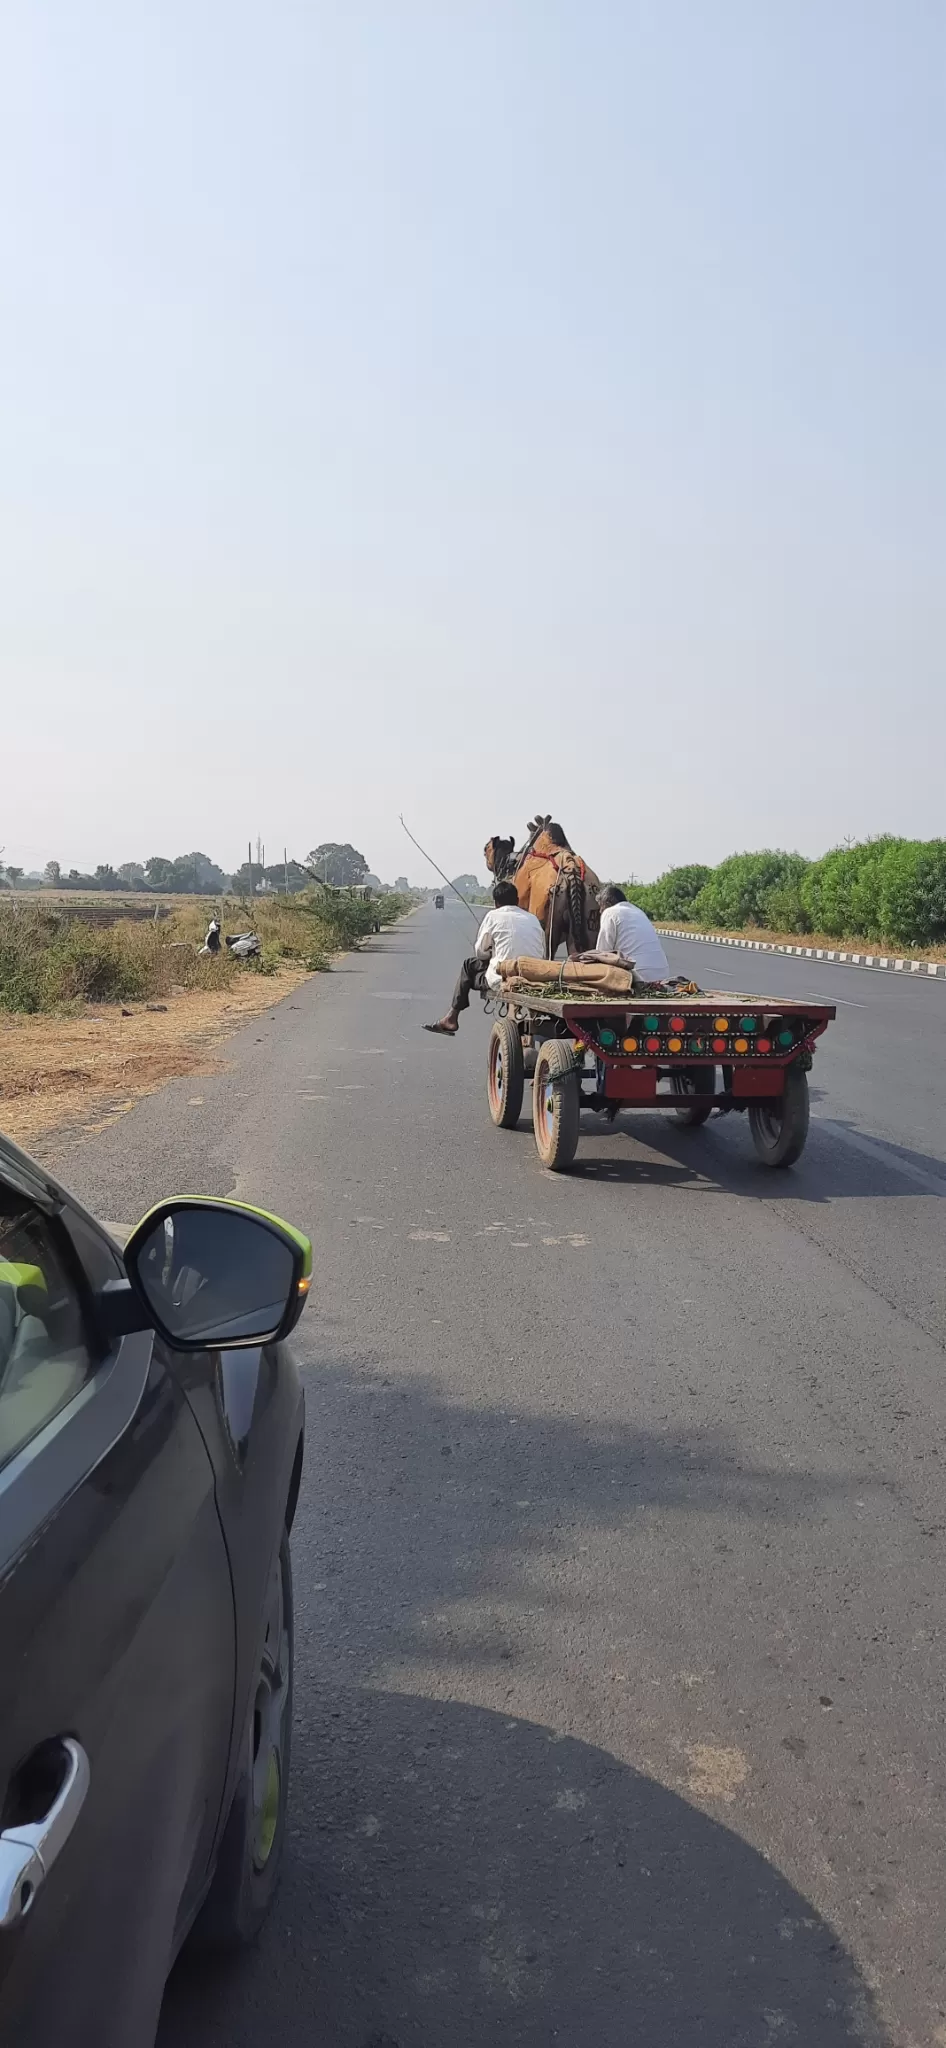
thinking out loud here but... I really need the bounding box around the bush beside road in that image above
[0,891,409,1014]
[628,835,946,954]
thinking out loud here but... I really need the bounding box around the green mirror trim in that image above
[128,1195,312,1280]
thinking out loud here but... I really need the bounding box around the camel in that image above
[484,817,601,955]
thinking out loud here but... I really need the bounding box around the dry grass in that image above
[0,963,310,1150]
[0,890,410,1149]
[655,920,946,962]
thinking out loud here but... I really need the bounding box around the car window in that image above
[0,1187,93,1470]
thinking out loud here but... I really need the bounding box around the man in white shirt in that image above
[594,886,670,983]
[424,882,545,1036]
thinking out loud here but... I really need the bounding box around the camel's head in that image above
[484,835,515,878]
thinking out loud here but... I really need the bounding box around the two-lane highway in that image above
[663,930,946,1169]
[48,902,946,2047]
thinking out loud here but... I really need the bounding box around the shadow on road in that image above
[162,1690,884,2048]
[159,1361,886,2047]
[548,1107,946,1201]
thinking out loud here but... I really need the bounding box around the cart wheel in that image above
[668,1066,714,1127]
[487,1018,525,1128]
[749,1064,810,1168]
[532,1041,580,1170]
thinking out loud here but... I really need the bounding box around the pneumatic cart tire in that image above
[532,1041,580,1170]
[488,1017,525,1128]
[669,1066,715,1127]
[749,1064,810,1168]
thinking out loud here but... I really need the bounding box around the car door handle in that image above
[0,1739,90,1929]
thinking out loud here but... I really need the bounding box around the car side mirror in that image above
[117,1198,312,1351]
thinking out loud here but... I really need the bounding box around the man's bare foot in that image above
[423,1018,459,1036]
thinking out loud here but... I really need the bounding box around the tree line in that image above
[0,842,377,897]
[628,837,946,949]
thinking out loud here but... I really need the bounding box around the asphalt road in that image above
[48,903,946,2048]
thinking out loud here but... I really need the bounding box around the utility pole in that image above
[284,846,289,896]
[247,838,253,898]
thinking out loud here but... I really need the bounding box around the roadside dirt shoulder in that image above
[0,965,310,1150]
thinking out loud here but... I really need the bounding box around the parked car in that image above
[0,1132,311,2047]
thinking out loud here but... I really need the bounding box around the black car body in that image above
[0,1133,305,2048]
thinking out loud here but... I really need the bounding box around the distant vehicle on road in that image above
[0,1135,311,2047]
[434,893,445,909]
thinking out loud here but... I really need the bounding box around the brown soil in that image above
[0,964,309,1151]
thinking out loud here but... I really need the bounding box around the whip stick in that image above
[398,815,481,920]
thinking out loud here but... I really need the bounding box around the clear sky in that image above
[2,3,943,885]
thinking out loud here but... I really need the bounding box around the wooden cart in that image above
[484,990,836,1172]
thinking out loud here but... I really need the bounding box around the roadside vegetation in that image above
[0,891,409,1015]
[628,837,946,954]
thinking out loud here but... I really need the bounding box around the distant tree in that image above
[145,856,175,890]
[94,864,121,890]
[306,842,369,888]
[117,861,146,888]
[192,851,228,893]
[44,859,62,887]
[165,851,228,894]
[262,861,309,894]
[4,866,24,889]
[451,873,484,893]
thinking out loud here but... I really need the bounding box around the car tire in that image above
[193,1529,294,1949]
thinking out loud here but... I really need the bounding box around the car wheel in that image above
[193,1529,294,1948]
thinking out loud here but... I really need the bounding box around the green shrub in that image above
[633,837,946,950]
[876,840,946,946]
[800,837,904,939]
[626,864,711,922]
[759,879,810,934]
[692,851,810,930]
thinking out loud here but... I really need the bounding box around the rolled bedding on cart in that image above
[498,957,634,996]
